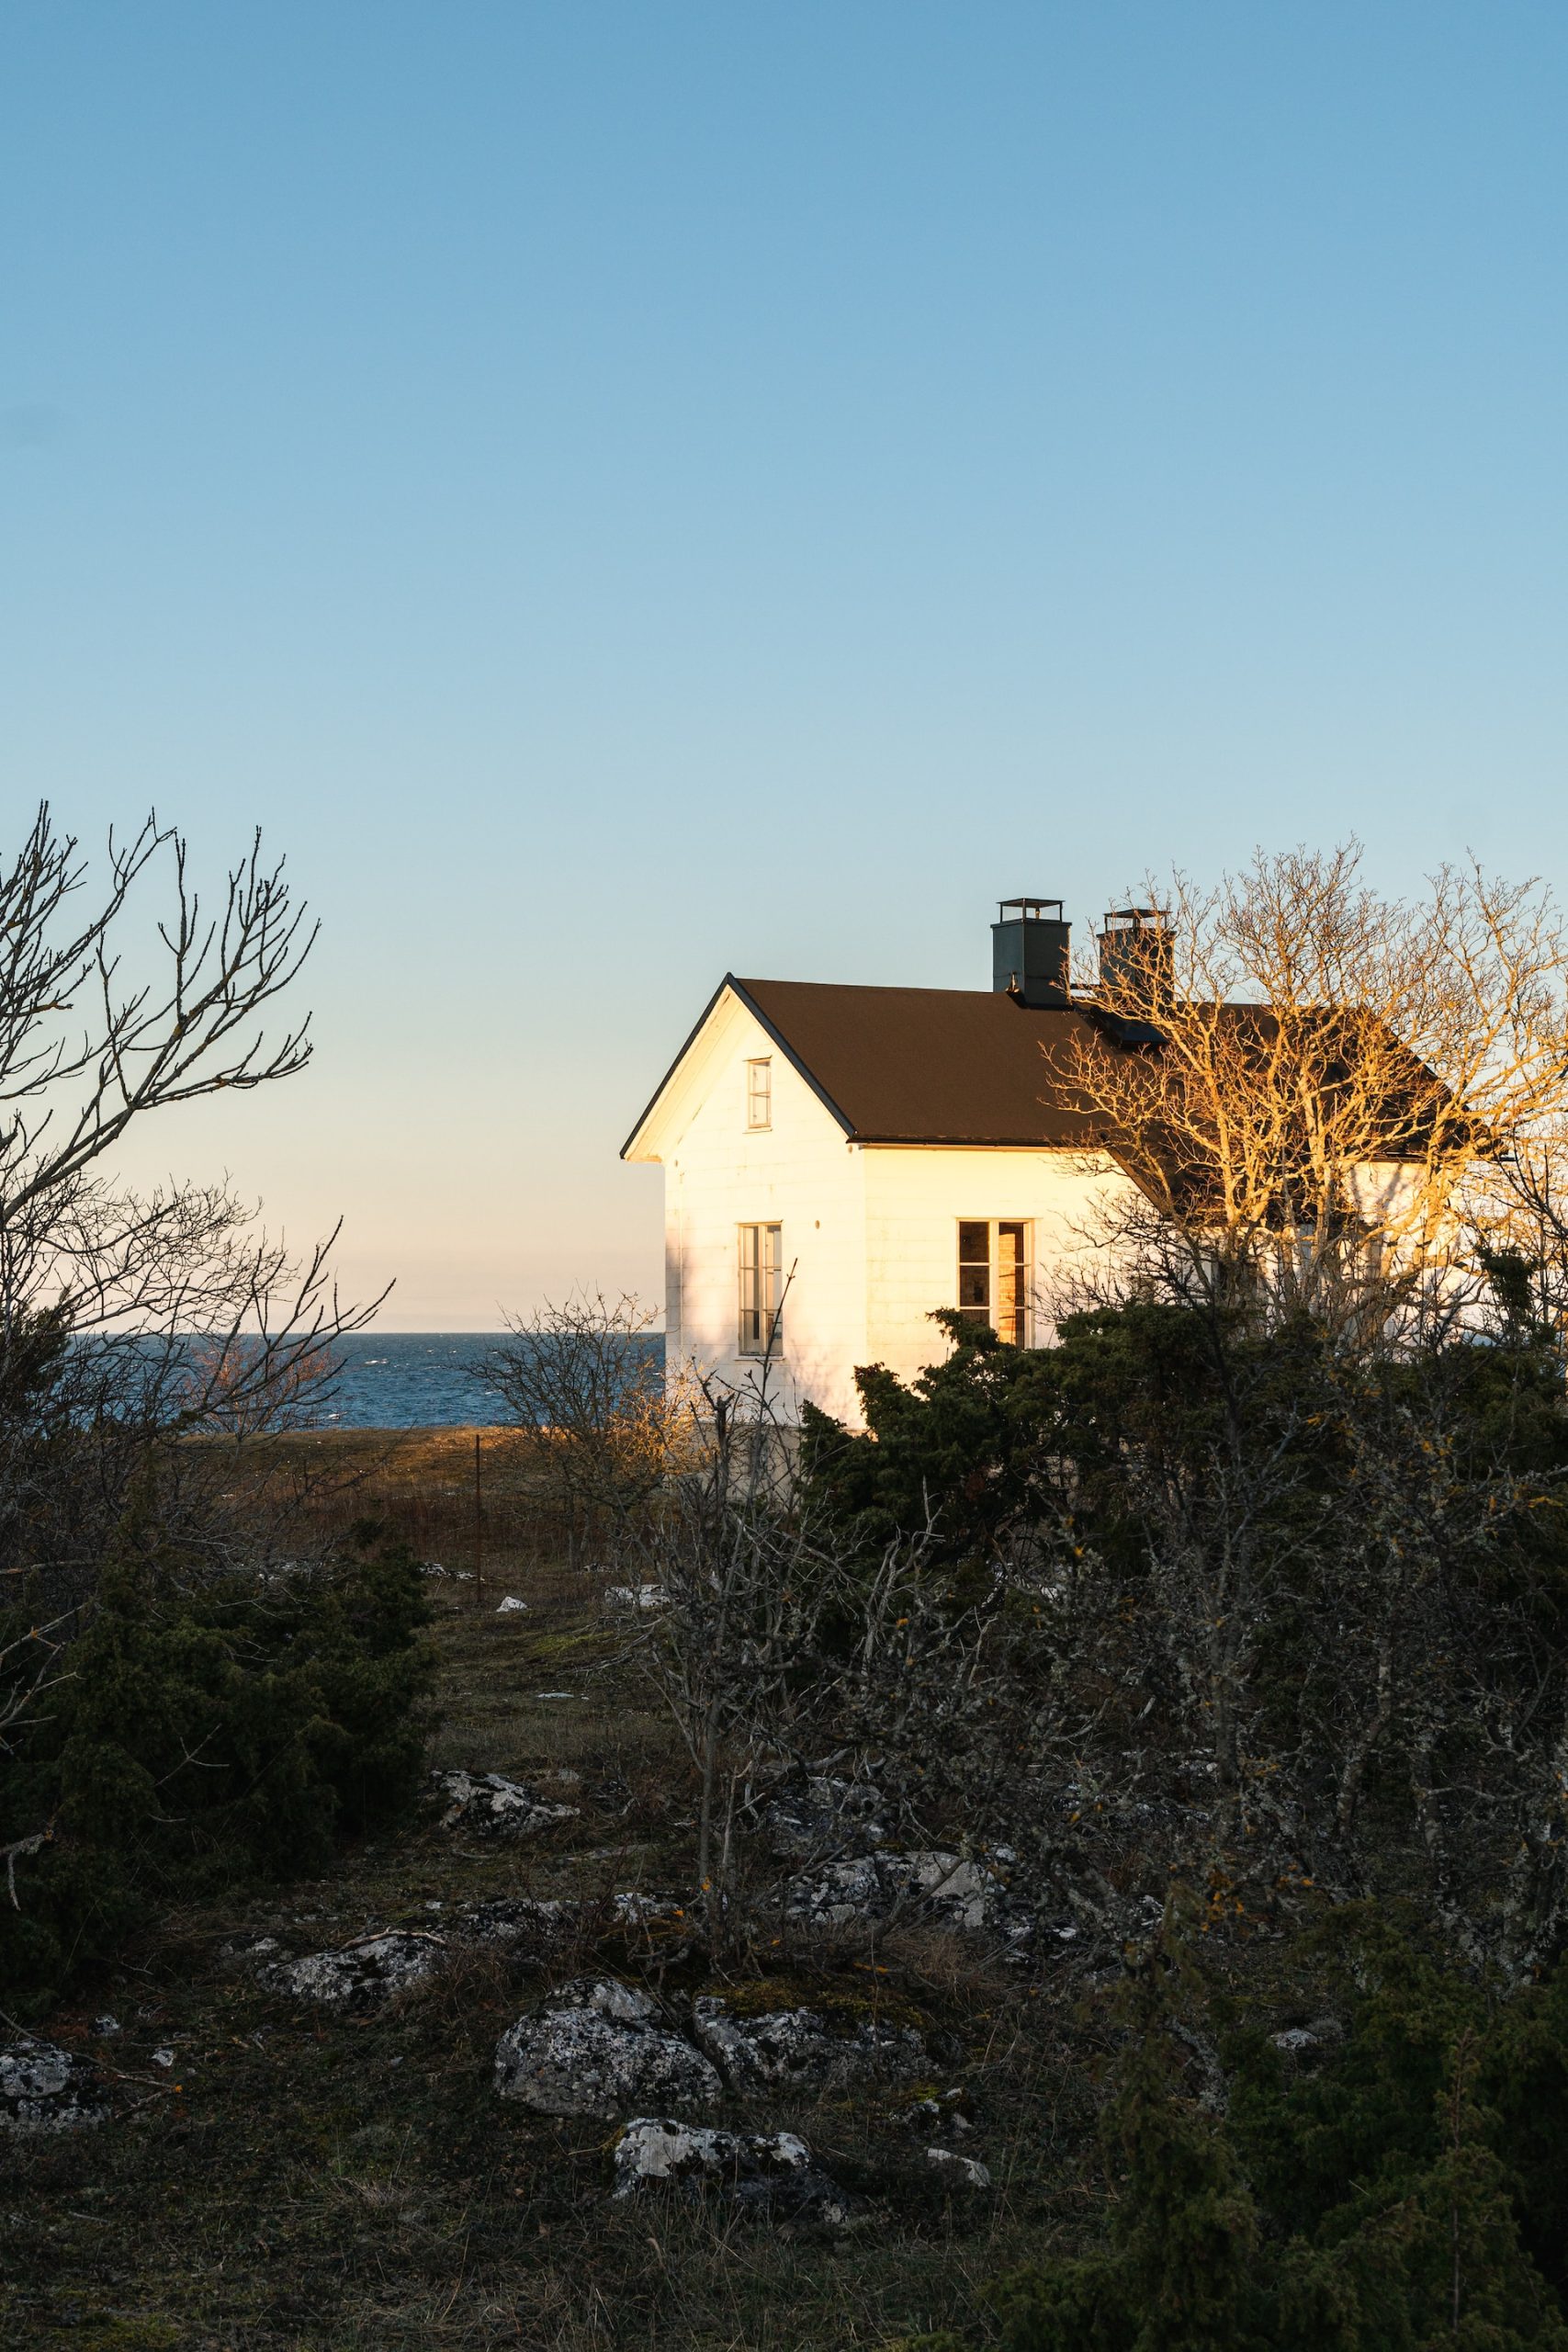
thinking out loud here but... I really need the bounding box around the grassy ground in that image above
[1,1435,1098,2352]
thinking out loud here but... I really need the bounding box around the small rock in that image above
[782,1850,1005,1932]
[432,1770,580,1839]
[494,1979,721,2120]
[609,1891,690,1930]
[150,2047,175,2070]
[457,1895,572,1951]
[692,1995,923,2093]
[495,1595,529,1613]
[258,1930,448,2011]
[924,2146,992,2191]
[91,2016,121,2040]
[0,2041,107,2132]
[763,1775,887,1862]
[221,1933,281,1962]
[613,2117,851,2226]
[604,1583,667,1611]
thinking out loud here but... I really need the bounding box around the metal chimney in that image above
[1097,906,1172,1001]
[991,897,1072,1009]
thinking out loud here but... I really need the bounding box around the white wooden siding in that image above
[632,989,869,1422]
[861,1145,1128,1390]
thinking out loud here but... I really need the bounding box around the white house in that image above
[624,896,1449,1426]
[622,899,1145,1425]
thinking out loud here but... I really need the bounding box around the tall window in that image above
[746,1057,773,1129]
[957,1220,1029,1345]
[738,1223,784,1354]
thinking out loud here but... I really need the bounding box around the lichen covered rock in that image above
[258,1929,448,2010]
[494,1979,721,2120]
[456,1894,572,1951]
[612,2116,851,2225]
[782,1849,1004,1931]
[608,1890,691,1931]
[924,2144,992,2190]
[432,1769,580,1839]
[0,2041,107,2132]
[692,1994,923,2093]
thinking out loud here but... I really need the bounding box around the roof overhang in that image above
[620,975,855,1161]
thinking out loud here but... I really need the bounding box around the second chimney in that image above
[992,897,1072,1008]
[1097,906,1172,1001]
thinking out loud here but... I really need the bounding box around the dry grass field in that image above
[0,1432,1095,2352]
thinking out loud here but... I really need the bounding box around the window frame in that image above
[745,1057,773,1131]
[956,1218,1032,1346]
[738,1221,784,1355]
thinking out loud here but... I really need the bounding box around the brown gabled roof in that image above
[731,978,1107,1146]
[622,974,1448,1162]
[621,976,1115,1156]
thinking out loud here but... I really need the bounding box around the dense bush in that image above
[0,1525,434,2017]
[992,1916,1568,2350]
[805,1286,1568,2350]
[801,1287,1568,1981]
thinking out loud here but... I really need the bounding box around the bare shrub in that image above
[1055,844,1568,1339]
[479,1291,699,1564]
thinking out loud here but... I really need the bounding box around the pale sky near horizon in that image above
[5,3,1566,1328]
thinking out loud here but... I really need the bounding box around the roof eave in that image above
[620,974,858,1161]
[620,974,733,1160]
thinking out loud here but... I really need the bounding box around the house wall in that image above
[638,989,870,1423]
[861,1145,1130,1391]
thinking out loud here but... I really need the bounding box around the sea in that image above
[319,1332,666,1430]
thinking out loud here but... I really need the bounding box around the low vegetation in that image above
[8,827,1568,2345]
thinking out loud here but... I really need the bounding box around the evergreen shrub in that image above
[0,1530,434,2017]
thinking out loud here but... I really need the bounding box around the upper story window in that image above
[957,1219,1030,1345]
[746,1057,773,1130]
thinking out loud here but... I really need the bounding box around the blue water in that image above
[319,1332,665,1430]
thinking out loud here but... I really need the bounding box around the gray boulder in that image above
[494,1978,721,2120]
[258,1929,448,2010]
[782,1849,1004,1931]
[0,2041,107,2132]
[924,2145,992,2191]
[692,1994,923,2093]
[432,1769,580,1839]
[612,2117,851,2226]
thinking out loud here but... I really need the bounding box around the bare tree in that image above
[1056,845,1568,1337]
[0,803,384,1595]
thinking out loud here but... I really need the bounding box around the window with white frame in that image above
[746,1057,773,1129]
[738,1222,784,1354]
[957,1219,1030,1345]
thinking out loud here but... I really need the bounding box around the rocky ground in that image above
[0,1517,1100,2352]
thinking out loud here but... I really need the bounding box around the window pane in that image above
[958,1221,989,1263]
[997,1223,1025,1344]
[959,1265,990,1310]
[739,1226,758,1351]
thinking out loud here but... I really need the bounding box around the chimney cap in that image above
[1100,904,1168,933]
[997,895,1064,922]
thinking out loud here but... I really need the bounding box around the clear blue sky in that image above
[5,3,1565,1324]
